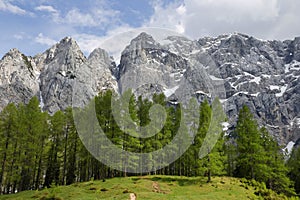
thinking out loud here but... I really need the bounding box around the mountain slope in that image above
[115,32,300,146]
[0,49,39,109]
[0,32,299,147]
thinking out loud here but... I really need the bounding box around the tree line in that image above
[0,90,299,197]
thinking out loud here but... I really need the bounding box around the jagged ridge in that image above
[0,32,299,149]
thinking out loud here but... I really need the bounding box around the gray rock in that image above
[0,48,39,109]
[37,37,87,113]
[0,32,300,147]
[115,32,300,146]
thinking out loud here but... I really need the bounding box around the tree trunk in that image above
[35,137,45,188]
[0,135,10,194]
[207,147,211,183]
[207,154,211,183]
[62,127,69,185]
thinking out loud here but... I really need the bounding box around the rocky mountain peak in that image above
[37,36,85,67]
[0,48,39,110]
[132,32,157,44]
[2,48,23,60]
[36,36,89,113]
[220,33,248,49]
[56,37,82,53]
[0,32,300,148]
[117,32,162,80]
[88,48,113,66]
[123,32,160,54]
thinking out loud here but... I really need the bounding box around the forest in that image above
[0,90,299,197]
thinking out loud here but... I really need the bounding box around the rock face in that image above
[115,32,300,146]
[194,34,300,145]
[117,33,189,100]
[0,37,117,114]
[0,48,39,109]
[36,37,87,113]
[0,32,299,146]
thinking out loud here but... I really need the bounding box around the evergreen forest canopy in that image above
[0,90,299,197]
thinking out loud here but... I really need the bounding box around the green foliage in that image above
[287,146,300,194]
[0,91,298,198]
[234,105,295,196]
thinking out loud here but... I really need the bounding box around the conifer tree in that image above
[234,105,264,180]
[234,105,295,196]
[0,103,18,193]
[287,145,300,194]
[64,107,78,185]
[260,127,294,195]
[44,110,65,187]
[19,97,45,191]
[195,99,211,177]
[198,98,226,182]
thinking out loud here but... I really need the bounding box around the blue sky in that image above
[0,0,160,57]
[1,0,300,58]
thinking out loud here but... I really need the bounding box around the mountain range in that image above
[0,32,299,150]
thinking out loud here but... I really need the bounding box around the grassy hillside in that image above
[0,176,295,200]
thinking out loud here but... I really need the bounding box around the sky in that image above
[1,0,300,58]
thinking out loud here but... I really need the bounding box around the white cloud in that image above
[0,0,27,15]
[62,7,120,28]
[13,32,27,40]
[73,25,134,59]
[35,33,57,46]
[176,4,186,16]
[73,33,104,54]
[65,9,98,27]
[146,1,186,34]
[145,0,300,40]
[35,5,58,13]
[189,0,279,23]
[13,34,22,40]
[36,3,120,28]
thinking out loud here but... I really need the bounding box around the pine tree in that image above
[19,97,46,191]
[287,146,300,194]
[234,105,295,196]
[260,127,295,196]
[64,107,78,185]
[198,98,226,182]
[0,103,18,193]
[234,105,264,180]
[44,110,65,187]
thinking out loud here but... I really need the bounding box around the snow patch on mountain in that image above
[276,85,288,97]
[283,141,295,155]
[209,75,223,81]
[195,90,211,97]
[163,85,179,97]
[249,76,261,84]
[270,85,280,90]
[222,122,230,132]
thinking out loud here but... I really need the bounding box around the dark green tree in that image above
[65,107,78,185]
[19,97,46,191]
[260,127,295,195]
[44,110,65,187]
[234,105,264,180]
[287,145,300,194]
[198,98,226,182]
[0,103,18,194]
[234,105,295,196]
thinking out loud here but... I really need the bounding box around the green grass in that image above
[0,176,295,200]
